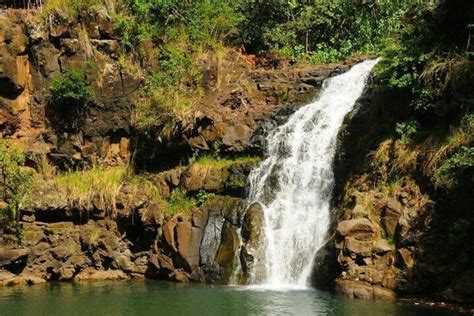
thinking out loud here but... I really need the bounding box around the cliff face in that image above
[0,10,139,169]
[0,10,357,286]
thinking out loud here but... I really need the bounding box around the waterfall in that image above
[247,59,379,289]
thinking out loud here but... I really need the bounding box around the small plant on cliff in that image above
[395,120,420,144]
[196,190,209,205]
[164,188,196,215]
[49,69,93,109]
[434,146,474,189]
[0,140,33,227]
[49,69,94,131]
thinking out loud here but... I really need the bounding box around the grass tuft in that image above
[192,155,260,169]
[53,166,124,212]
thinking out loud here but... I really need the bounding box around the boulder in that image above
[0,271,46,287]
[336,218,379,241]
[335,279,396,300]
[442,269,474,303]
[181,164,225,193]
[373,239,394,254]
[176,221,202,270]
[240,203,265,277]
[381,200,403,238]
[344,238,373,257]
[0,248,28,266]
[397,248,414,269]
[74,269,128,281]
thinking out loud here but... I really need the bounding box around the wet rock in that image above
[335,279,396,300]
[240,202,264,280]
[198,195,246,283]
[0,271,46,287]
[74,269,128,281]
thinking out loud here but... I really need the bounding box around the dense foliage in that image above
[36,0,440,129]
[108,0,438,127]
[375,0,474,191]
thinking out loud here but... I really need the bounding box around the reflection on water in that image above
[0,281,457,316]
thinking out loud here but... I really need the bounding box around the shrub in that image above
[237,0,417,60]
[395,120,420,144]
[49,69,93,109]
[434,146,474,189]
[0,140,33,227]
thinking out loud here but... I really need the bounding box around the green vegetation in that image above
[53,166,124,210]
[395,120,420,144]
[36,1,439,130]
[192,155,260,169]
[238,0,423,62]
[0,140,33,227]
[373,0,473,190]
[32,0,474,198]
[49,69,93,109]
[434,146,474,189]
[40,0,113,19]
[163,188,197,216]
[34,164,209,216]
[113,0,243,128]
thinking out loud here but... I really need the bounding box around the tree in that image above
[0,140,33,227]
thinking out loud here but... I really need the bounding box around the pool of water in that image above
[0,281,458,316]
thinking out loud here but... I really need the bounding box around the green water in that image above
[0,281,458,316]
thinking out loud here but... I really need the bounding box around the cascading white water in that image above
[247,59,379,289]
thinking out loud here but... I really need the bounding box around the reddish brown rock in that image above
[335,279,396,300]
[381,200,403,238]
[74,269,128,281]
[337,218,379,241]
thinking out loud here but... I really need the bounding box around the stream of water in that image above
[247,59,379,288]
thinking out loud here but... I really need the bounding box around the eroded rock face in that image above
[0,11,139,169]
[142,194,250,284]
[239,202,265,283]
[0,188,261,286]
[180,161,257,197]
